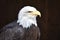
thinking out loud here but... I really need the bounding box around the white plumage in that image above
[17,6,41,28]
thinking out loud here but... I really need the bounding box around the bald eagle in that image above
[0,6,41,40]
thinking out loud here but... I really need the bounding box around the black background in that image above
[0,0,60,40]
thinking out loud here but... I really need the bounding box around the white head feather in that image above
[17,6,41,28]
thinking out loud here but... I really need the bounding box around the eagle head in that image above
[17,6,41,28]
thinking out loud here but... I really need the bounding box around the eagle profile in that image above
[0,6,41,40]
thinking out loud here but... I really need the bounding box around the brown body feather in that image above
[0,21,40,40]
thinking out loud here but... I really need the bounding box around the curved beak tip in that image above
[37,11,41,17]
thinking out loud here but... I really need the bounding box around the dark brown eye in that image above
[28,11,32,13]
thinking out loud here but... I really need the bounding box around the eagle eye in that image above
[28,11,32,13]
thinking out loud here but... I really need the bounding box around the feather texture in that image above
[0,21,40,40]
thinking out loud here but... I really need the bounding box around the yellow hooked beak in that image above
[31,11,41,17]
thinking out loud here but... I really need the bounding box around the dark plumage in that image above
[0,20,40,40]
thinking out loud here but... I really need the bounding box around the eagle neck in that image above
[17,17,37,28]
